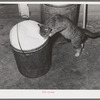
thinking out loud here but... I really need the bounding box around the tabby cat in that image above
[39,14,100,57]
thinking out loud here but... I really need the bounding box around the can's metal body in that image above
[41,4,80,25]
[11,38,51,78]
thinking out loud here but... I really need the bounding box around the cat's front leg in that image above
[49,29,58,37]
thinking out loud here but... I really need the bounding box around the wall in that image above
[79,4,100,22]
[0,4,100,23]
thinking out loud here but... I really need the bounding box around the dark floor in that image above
[1,5,100,89]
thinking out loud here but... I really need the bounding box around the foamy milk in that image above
[10,20,47,50]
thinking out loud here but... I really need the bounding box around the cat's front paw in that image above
[75,52,80,57]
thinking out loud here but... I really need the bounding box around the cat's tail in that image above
[85,29,100,38]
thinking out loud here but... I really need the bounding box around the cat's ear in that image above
[38,24,42,27]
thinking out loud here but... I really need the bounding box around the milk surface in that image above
[10,20,47,50]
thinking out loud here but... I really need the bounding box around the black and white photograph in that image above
[1,1,100,98]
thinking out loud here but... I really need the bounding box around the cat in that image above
[38,14,100,57]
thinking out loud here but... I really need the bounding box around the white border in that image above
[0,1,100,99]
[0,90,100,99]
[0,1,100,4]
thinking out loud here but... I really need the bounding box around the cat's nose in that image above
[39,32,46,38]
[42,33,49,39]
[40,32,45,36]
[40,31,46,36]
[39,30,43,35]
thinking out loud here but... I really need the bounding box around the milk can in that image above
[10,20,51,78]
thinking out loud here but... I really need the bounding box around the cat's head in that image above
[38,24,52,38]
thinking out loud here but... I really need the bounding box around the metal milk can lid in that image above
[10,20,48,50]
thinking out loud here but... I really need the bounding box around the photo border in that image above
[0,0,100,99]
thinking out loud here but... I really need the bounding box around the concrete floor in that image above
[1,5,100,89]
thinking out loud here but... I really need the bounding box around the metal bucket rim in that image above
[11,38,50,54]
